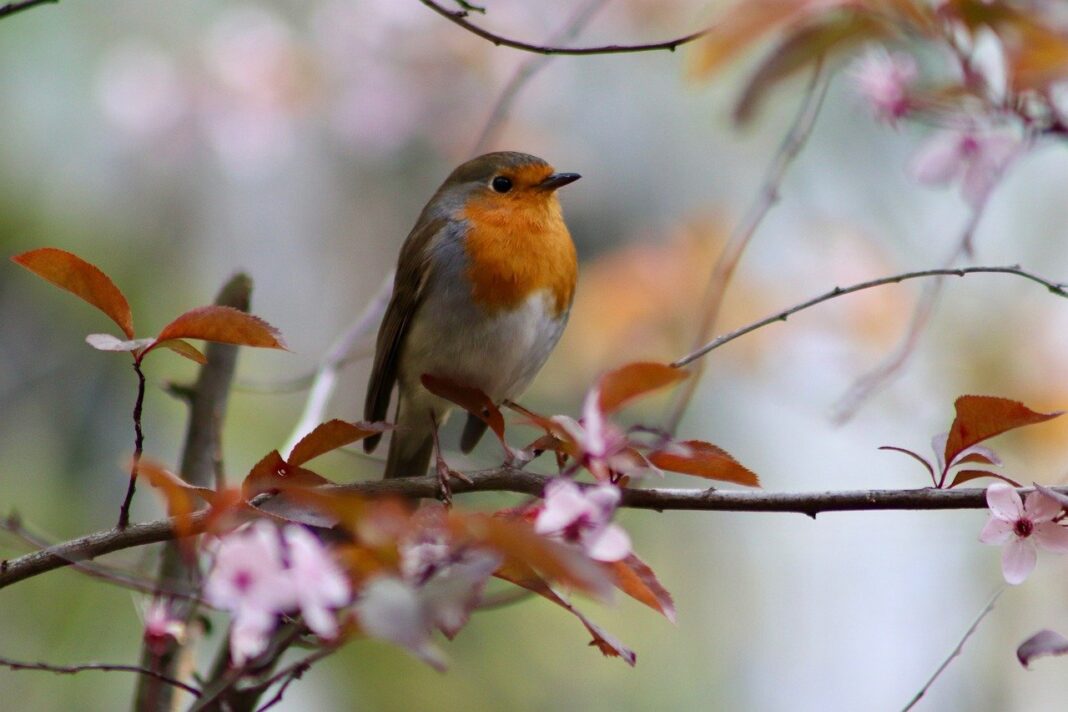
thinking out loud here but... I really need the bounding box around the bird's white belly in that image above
[400,289,566,409]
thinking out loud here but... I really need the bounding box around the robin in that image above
[364,151,580,479]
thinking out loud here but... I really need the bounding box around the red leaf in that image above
[420,375,506,444]
[947,469,1022,489]
[145,305,286,357]
[648,440,760,487]
[1017,629,1068,668]
[136,459,216,554]
[288,420,393,467]
[12,247,134,338]
[242,450,334,500]
[597,362,687,414]
[944,396,1062,466]
[494,560,635,665]
[609,554,676,623]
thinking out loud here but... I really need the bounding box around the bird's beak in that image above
[538,172,581,191]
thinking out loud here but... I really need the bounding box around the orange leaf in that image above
[153,339,207,364]
[242,449,335,499]
[287,419,394,467]
[649,440,761,487]
[449,512,612,599]
[609,554,676,623]
[12,247,134,338]
[689,0,804,78]
[734,11,889,123]
[420,375,506,443]
[944,396,1062,467]
[495,560,635,665]
[136,459,215,553]
[597,362,687,415]
[145,305,286,357]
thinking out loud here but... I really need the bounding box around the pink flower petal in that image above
[1034,522,1068,554]
[535,480,588,535]
[1024,490,1064,523]
[979,516,1015,545]
[585,524,632,562]
[584,484,622,524]
[1001,538,1038,585]
[909,132,964,185]
[986,483,1024,521]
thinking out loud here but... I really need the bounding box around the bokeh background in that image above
[2,0,1068,710]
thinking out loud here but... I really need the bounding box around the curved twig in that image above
[419,0,709,56]
[0,0,56,20]
[0,654,200,697]
[671,265,1068,368]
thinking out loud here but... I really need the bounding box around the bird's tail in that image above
[383,424,434,479]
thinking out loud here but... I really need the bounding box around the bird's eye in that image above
[491,176,513,193]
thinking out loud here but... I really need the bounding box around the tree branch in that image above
[3,469,1059,591]
[0,0,56,20]
[671,265,1068,368]
[0,655,200,698]
[418,0,709,56]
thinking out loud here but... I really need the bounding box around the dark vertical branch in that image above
[132,274,251,712]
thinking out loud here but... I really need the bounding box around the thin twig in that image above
[471,0,610,153]
[419,0,709,56]
[0,0,56,20]
[901,587,1004,711]
[118,359,148,529]
[665,63,830,431]
[671,265,1068,368]
[0,654,200,697]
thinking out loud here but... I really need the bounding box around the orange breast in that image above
[462,194,577,317]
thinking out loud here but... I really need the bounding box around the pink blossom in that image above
[535,479,632,562]
[142,599,186,656]
[283,525,352,639]
[980,484,1068,585]
[850,49,917,123]
[204,521,352,664]
[909,128,1021,207]
[551,388,640,481]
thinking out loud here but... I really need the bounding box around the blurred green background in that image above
[3,1,1068,710]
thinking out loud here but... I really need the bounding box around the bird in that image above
[364,151,580,480]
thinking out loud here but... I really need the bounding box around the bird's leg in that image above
[429,411,471,507]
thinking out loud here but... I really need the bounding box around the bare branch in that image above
[3,469,1060,591]
[672,265,1068,368]
[901,587,1004,711]
[418,0,709,56]
[0,654,200,698]
[665,63,830,431]
[0,0,57,20]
